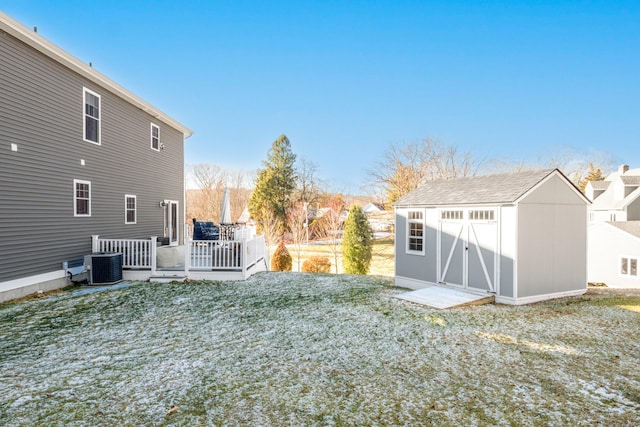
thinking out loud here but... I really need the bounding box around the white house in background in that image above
[586,164,640,222]
[588,222,640,287]
[394,169,589,305]
[586,164,640,288]
[362,202,385,215]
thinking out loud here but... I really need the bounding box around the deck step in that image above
[149,275,187,283]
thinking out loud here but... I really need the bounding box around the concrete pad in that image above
[394,285,494,309]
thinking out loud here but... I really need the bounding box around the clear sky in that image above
[4,1,640,193]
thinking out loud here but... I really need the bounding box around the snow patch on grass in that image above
[1,274,639,425]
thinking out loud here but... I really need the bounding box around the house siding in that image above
[394,208,438,284]
[0,30,184,282]
[627,197,640,221]
[588,223,640,288]
[516,174,587,298]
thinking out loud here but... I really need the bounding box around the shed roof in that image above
[608,221,640,239]
[394,169,566,207]
[0,12,193,137]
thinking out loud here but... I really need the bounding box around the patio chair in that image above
[192,218,220,240]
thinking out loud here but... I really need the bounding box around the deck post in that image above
[150,236,157,275]
[242,239,248,278]
[184,224,191,277]
[91,235,100,253]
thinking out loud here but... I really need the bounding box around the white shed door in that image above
[438,209,497,293]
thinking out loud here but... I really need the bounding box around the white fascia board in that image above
[0,12,193,138]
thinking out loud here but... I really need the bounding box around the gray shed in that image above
[394,169,588,305]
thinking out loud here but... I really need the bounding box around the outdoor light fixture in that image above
[160,200,168,208]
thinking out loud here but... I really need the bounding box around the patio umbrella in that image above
[220,187,232,225]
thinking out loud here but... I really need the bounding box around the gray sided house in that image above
[394,169,588,305]
[0,12,192,300]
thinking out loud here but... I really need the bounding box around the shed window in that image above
[441,210,463,220]
[125,195,136,224]
[74,179,91,216]
[469,210,495,221]
[83,88,101,144]
[407,211,424,254]
[151,123,160,151]
[621,257,638,277]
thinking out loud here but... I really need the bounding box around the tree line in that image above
[187,134,610,274]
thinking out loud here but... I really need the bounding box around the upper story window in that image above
[83,88,101,144]
[125,195,137,224]
[621,257,638,277]
[74,179,91,216]
[407,210,424,254]
[151,123,160,151]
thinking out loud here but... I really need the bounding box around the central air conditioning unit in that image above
[84,252,123,285]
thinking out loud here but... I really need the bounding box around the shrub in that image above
[302,256,332,273]
[271,241,292,272]
[342,205,373,274]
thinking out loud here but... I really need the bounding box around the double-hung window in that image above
[125,195,137,224]
[621,257,638,277]
[407,210,424,254]
[74,179,91,216]
[83,88,101,144]
[151,123,160,151]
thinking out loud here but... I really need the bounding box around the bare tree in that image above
[260,204,282,250]
[371,138,480,206]
[313,198,345,273]
[286,202,308,271]
[295,157,322,207]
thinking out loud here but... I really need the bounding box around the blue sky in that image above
[4,1,640,193]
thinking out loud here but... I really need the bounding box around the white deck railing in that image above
[92,231,266,277]
[92,235,156,269]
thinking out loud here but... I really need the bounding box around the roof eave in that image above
[0,12,193,138]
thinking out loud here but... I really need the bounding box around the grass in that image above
[1,274,639,426]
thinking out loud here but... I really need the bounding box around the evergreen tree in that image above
[342,205,373,274]
[249,135,297,236]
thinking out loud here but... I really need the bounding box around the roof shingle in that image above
[394,169,557,207]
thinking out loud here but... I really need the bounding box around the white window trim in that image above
[125,194,137,224]
[406,210,425,255]
[620,256,638,278]
[83,87,101,145]
[150,123,160,151]
[73,179,91,217]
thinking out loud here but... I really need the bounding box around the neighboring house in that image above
[394,169,588,305]
[0,12,192,301]
[362,202,385,215]
[585,164,640,288]
[588,221,640,288]
[586,164,640,222]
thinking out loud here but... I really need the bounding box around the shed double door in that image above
[438,209,497,293]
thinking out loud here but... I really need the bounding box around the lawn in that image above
[1,274,639,426]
